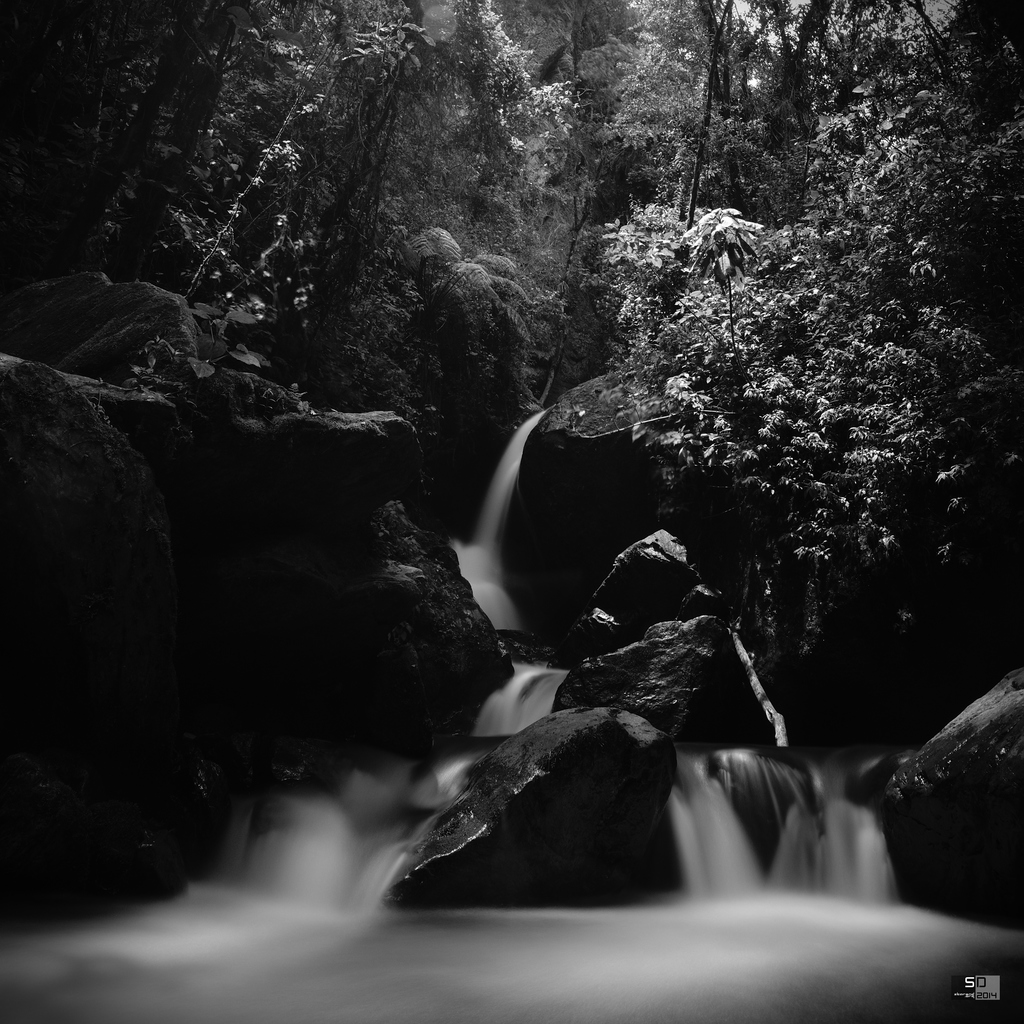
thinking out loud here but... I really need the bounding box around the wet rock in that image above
[679,583,732,624]
[196,732,262,792]
[518,374,657,607]
[554,617,776,745]
[553,530,700,667]
[0,754,91,891]
[88,800,187,898]
[389,707,676,906]
[170,743,232,871]
[0,357,178,769]
[842,748,915,805]
[267,736,351,790]
[176,532,430,748]
[498,629,555,667]
[0,272,197,375]
[156,369,421,539]
[881,666,1024,916]
[372,502,512,734]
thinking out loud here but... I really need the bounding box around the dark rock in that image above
[0,272,197,375]
[87,800,187,898]
[842,748,915,805]
[0,357,178,769]
[679,583,732,624]
[517,374,658,612]
[157,369,421,538]
[389,707,676,906]
[882,667,1024,916]
[171,743,232,871]
[554,617,776,744]
[498,629,555,667]
[267,736,350,789]
[372,502,512,734]
[197,732,262,792]
[553,530,700,667]
[176,532,429,746]
[369,646,433,758]
[0,754,91,891]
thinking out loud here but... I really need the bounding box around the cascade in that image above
[452,410,545,630]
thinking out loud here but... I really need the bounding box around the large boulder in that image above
[0,754,186,898]
[176,502,510,754]
[882,667,1024,916]
[554,616,776,745]
[0,272,197,375]
[372,502,512,735]
[388,707,676,906]
[516,374,657,618]
[0,754,92,891]
[0,357,178,770]
[154,369,421,539]
[175,532,432,752]
[553,530,701,668]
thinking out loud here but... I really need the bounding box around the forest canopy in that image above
[1,0,1022,616]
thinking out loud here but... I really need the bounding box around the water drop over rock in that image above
[389,707,676,906]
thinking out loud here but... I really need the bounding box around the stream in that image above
[2,413,1023,1023]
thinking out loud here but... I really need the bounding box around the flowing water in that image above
[3,411,1023,1022]
[452,409,544,630]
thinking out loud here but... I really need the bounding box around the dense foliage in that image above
[1,0,1022,618]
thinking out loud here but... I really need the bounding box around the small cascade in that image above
[453,410,544,630]
[218,756,444,913]
[670,746,898,902]
[473,662,569,736]
[669,754,763,897]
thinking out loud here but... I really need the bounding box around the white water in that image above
[453,410,544,630]
[473,661,569,735]
[671,748,897,902]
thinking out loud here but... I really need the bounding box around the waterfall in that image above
[453,410,545,630]
[218,754,445,913]
[473,662,569,736]
[671,747,898,902]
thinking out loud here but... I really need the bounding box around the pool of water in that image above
[1,886,1022,1024]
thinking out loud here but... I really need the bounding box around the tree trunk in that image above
[44,2,203,277]
[684,0,732,228]
[106,37,228,283]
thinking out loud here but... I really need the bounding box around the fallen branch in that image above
[730,628,788,746]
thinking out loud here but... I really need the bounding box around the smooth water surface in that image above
[2,887,1022,1024]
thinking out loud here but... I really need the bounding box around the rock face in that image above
[155,368,421,536]
[679,583,732,624]
[0,272,197,375]
[389,707,676,906]
[175,531,432,752]
[517,374,657,613]
[882,667,1024,916]
[554,617,776,745]
[0,754,186,898]
[371,503,512,735]
[553,530,701,668]
[0,357,178,769]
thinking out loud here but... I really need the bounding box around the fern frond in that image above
[452,261,496,293]
[405,227,463,271]
[472,252,519,279]
[487,274,528,304]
